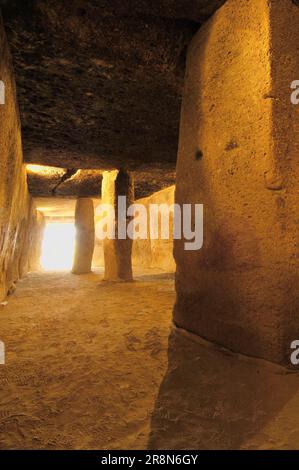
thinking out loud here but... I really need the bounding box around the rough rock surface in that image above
[133,169,175,199]
[1,0,225,173]
[27,166,175,199]
[174,0,299,365]
[0,15,38,299]
[27,167,102,198]
[133,186,175,272]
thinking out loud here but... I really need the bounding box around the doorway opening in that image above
[41,222,75,271]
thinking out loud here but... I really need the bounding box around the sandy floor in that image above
[0,269,299,450]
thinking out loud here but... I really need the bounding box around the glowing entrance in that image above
[41,223,75,271]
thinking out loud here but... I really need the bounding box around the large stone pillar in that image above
[72,198,95,274]
[101,169,134,281]
[174,0,299,365]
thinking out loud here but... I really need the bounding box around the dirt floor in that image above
[1,269,299,450]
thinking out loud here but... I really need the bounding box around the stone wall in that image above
[0,15,38,298]
[133,186,175,272]
[174,0,299,365]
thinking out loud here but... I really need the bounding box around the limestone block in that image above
[0,15,31,299]
[174,0,299,365]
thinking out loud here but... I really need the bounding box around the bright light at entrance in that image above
[41,223,75,271]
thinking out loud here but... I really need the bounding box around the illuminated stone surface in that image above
[174,0,299,365]
[72,198,95,274]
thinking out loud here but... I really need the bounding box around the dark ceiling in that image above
[1,0,225,196]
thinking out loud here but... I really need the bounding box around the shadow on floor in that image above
[147,330,299,450]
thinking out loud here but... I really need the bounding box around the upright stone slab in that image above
[28,208,45,272]
[102,170,134,281]
[0,15,32,299]
[174,0,299,365]
[72,198,95,274]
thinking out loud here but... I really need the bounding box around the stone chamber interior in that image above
[1,0,299,451]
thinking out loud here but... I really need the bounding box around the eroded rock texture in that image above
[0,1,226,200]
[1,1,224,178]
[174,0,299,365]
[27,168,102,198]
[132,186,176,272]
[27,166,175,200]
[0,15,39,299]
